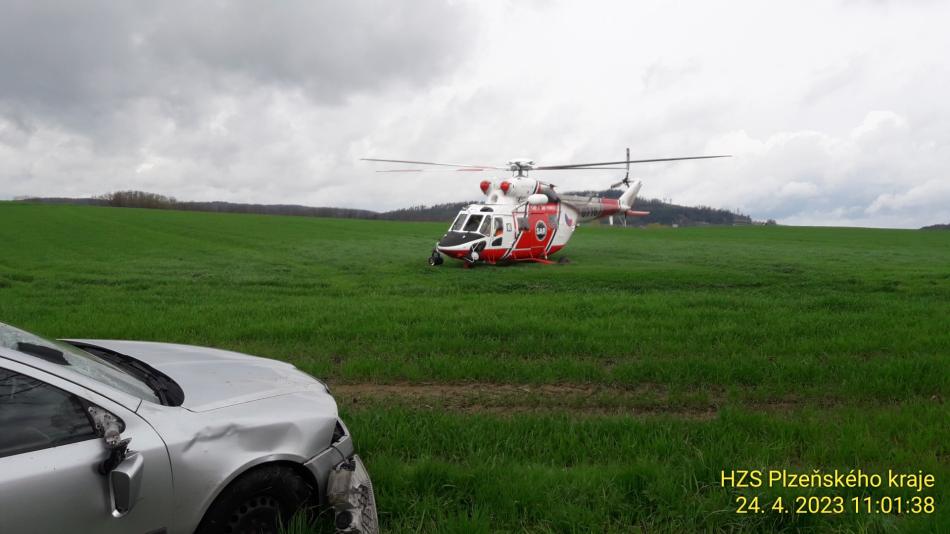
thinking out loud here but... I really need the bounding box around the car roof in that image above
[0,345,143,411]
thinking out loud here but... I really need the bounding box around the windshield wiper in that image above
[16,341,168,402]
[107,356,171,404]
[64,341,185,406]
[16,342,69,365]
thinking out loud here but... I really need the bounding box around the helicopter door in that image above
[490,216,511,248]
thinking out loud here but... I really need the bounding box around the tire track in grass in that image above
[331,382,851,419]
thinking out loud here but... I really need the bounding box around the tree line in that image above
[19,189,759,226]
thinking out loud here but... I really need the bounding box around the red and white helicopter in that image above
[363,150,729,266]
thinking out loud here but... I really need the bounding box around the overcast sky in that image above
[1,0,948,227]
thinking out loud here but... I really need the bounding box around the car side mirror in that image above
[109,452,144,517]
[86,405,141,517]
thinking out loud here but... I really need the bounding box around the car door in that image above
[0,359,174,534]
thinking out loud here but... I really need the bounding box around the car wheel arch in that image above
[193,456,319,527]
[194,459,319,534]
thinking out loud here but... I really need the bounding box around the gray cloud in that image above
[1,0,949,228]
[0,0,475,201]
[0,1,471,127]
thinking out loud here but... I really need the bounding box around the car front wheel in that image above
[196,464,313,534]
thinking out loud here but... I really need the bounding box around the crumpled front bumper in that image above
[327,455,378,533]
[302,420,378,533]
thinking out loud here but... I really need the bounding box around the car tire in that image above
[196,464,313,534]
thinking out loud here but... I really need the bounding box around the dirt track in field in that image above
[331,382,814,419]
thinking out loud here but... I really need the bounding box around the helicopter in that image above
[362,149,729,266]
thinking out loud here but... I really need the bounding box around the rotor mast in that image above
[506,159,535,177]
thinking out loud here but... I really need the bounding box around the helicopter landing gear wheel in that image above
[463,242,484,267]
[428,249,443,266]
[464,249,479,268]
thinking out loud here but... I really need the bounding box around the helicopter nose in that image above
[438,231,481,249]
[437,232,483,258]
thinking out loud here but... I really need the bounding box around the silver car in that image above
[0,322,378,534]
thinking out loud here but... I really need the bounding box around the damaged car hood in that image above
[68,339,329,412]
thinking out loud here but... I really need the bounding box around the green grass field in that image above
[1,202,947,532]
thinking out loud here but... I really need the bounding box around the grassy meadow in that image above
[0,202,947,532]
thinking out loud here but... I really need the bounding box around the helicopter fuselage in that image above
[434,177,637,265]
[362,149,728,266]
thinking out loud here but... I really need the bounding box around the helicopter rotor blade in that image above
[361,158,505,170]
[375,165,631,174]
[375,168,487,172]
[538,167,629,170]
[536,154,730,170]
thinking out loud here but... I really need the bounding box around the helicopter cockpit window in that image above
[477,216,491,235]
[463,214,484,233]
[451,214,467,231]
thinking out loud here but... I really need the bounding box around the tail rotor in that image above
[609,148,632,189]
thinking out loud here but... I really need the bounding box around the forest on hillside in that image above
[18,189,759,226]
